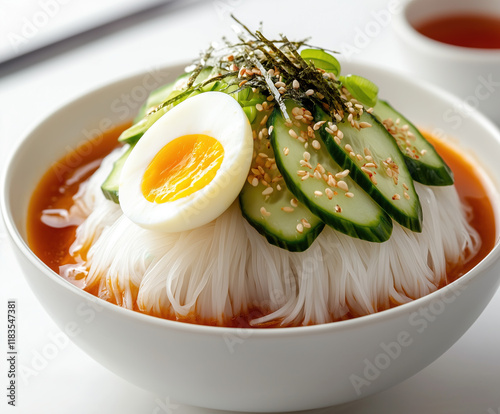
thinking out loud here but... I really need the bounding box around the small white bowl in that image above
[394,0,500,124]
[2,61,500,412]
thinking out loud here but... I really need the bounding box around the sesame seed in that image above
[345,144,353,152]
[251,177,259,187]
[327,175,337,187]
[335,205,342,213]
[313,170,322,180]
[278,87,286,94]
[325,188,334,199]
[267,95,274,101]
[239,80,248,87]
[301,174,310,181]
[268,68,275,76]
[345,192,354,198]
[312,140,321,150]
[317,163,326,174]
[356,154,363,161]
[305,89,315,96]
[334,136,341,145]
[258,152,268,158]
[325,127,334,135]
[296,223,304,233]
[282,206,294,213]
[303,151,311,161]
[359,122,372,129]
[313,121,326,130]
[403,183,409,190]
[260,207,271,217]
[314,190,323,197]
[367,107,374,113]
[365,162,376,168]
[262,187,273,196]
[283,147,290,156]
[337,180,349,191]
[421,149,427,155]
[349,151,356,158]
[293,79,300,89]
[289,129,298,139]
[371,175,378,185]
[392,194,401,200]
[297,170,307,176]
[403,191,410,200]
[275,81,286,88]
[256,103,263,112]
[276,184,282,191]
[268,126,274,135]
[335,169,350,179]
[291,198,299,207]
[260,115,269,126]
[337,130,344,139]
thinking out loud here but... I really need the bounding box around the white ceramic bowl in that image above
[394,0,500,123]
[2,61,500,412]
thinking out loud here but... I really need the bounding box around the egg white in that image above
[119,91,253,232]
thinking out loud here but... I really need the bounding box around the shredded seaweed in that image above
[142,16,347,123]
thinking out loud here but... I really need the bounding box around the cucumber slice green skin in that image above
[373,100,454,186]
[315,107,423,232]
[269,100,392,243]
[238,108,324,252]
[101,145,134,203]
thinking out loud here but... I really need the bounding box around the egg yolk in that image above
[141,134,224,203]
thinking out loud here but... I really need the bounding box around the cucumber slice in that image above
[239,180,324,252]
[101,145,134,203]
[239,107,324,251]
[119,67,217,145]
[373,100,454,186]
[270,100,392,242]
[133,82,175,122]
[315,107,423,232]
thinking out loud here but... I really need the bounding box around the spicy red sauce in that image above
[415,14,500,49]
[27,126,497,327]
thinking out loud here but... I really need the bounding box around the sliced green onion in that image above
[339,74,379,108]
[300,49,341,76]
[243,105,257,123]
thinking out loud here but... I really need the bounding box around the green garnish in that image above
[300,48,341,76]
[339,74,379,108]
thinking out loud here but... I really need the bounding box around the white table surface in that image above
[1,1,499,413]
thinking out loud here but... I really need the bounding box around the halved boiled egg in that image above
[119,92,253,232]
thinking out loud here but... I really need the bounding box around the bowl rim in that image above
[394,0,500,60]
[2,59,500,339]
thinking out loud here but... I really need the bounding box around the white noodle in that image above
[61,150,481,326]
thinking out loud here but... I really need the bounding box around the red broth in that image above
[27,126,497,327]
[414,14,500,49]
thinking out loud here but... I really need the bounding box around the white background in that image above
[1,0,499,413]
